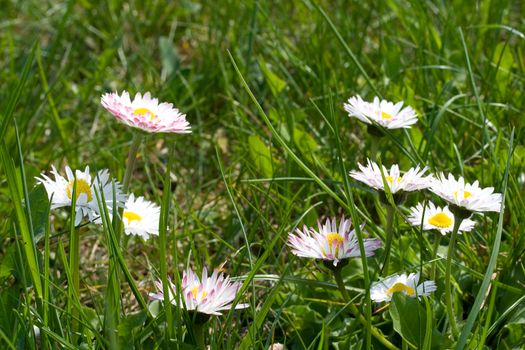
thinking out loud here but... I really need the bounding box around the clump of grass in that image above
[0,1,524,349]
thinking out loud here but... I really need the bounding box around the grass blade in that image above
[456,129,514,349]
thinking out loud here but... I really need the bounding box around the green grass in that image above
[1,0,524,349]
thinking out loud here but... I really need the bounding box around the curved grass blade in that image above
[455,129,513,349]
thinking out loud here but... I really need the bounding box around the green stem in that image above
[159,144,174,341]
[69,226,79,302]
[193,322,206,350]
[332,268,399,350]
[119,132,143,243]
[445,216,462,339]
[122,132,143,193]
[431,235,442,282]
[68,222,80,342]
[381,204,395,276]
[370,137,379,161]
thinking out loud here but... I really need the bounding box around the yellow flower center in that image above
[324,232,345,257]
[123,211,142,223]
[428,212,453,228]
[133,107,156,120]
[385,175,402,184]
[454,190,472,200]
[381,111,393,120]
[190,285,207,300]
[66,179,92,202]
[326,232,345,247]
[386,282,415,296]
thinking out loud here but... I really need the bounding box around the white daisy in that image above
[349,159,432,194]
[101,91,191,134]
[407,202,476,235]
[36,166,125,226]
[430,173,502,213]
[287,216,381,267]
[344,95,418,129]
[149,266,249,316]
[122,194,160,239]
[370,272,436,302]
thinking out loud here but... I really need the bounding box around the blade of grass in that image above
[0,140,42,298]
[309,1,381,97]
[35,44,69,156]
[456,128,513,349]
[227,51,350,213]
[0,43,35,140]
[159,143,174,345]
[216,146,256,345]
[327,93,373,348]
[459,27,493,183]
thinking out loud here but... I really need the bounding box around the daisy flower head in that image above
[149,266,249,316]
[344,95,418,129]
[349,159,432,199]
[36,166,125,226]
[370,272,436,303]
[101,91,191,134]
[287,216,381,267]
[430,173,502,216]
[408,202,476,235]
[122,194,160,239]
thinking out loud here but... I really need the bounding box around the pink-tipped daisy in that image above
[344,95,418,129]
[36,166,125,226]
[101,91,191,133]
[149,266,248,316]
[407,202,476,235]
[349,159,432,194]
[430,173,502,213]
[287,216,381,267]
[370,272,437,302]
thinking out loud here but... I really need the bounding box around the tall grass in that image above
[1,0,524,349]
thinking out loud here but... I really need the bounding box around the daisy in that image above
[101,91,191,134]
[36,166,125,226]
[344,95,418,129]
[122,194,160,239]
[408,202,476,235]
[287,216,381,267]
[149,266,249,316]
[349,159,432,194]
[370,272,436,302]
[430,173,502,214]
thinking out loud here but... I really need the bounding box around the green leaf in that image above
[259,59,286,96]
[248,135,274,178]
[27,185,50,244]
[118,310,147,348]
[293,127,318,155]
[390,292,426,347]
[0,244,16,279]
[0,141,42,298]
[159,36,180,79]
[492,42,514,93]
[390,293,446,349]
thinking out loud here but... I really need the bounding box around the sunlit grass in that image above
[0,0,524,349]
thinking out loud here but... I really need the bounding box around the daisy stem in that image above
[431,236,442,281]
[68,184,80,342]
[445,216,462,339]
[370,138,379,161]
[159,144,174,341]
[69,224,80,340]
[332,268,399,350]
[122,132,143,193]
[381,204,395,276]
[119,132,143,243]
[192,322,206,350]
